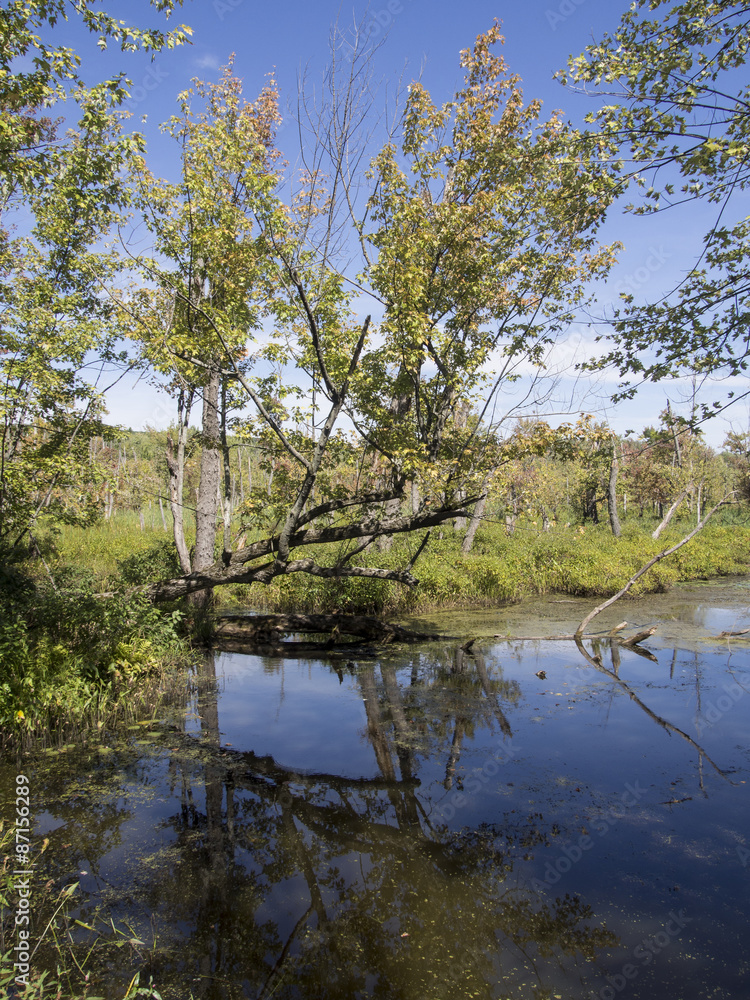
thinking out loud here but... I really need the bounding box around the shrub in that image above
[0,566,188,747]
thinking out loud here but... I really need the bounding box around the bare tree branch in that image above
[575,492,737,637]
[147,498,475,601]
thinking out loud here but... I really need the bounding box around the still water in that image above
[6,581,750,999]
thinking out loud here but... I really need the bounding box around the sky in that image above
[45,0,750,447]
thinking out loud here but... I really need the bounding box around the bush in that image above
[0,562,188,746]
[117,538,183,585]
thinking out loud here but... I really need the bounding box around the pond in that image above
[3,579,750,999]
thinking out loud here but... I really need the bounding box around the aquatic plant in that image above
[0,576,190,750]
[1,821,168,998]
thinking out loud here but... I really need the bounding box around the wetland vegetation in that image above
[2,581,749,999]
[3,1,750,996]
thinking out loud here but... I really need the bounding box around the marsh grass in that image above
[36,515,183,591]
[220,519,750,615]
[46,510,750,619]
[0,824,168,999]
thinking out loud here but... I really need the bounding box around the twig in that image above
[620,626,658,648]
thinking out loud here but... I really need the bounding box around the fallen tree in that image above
[575,492,737,638]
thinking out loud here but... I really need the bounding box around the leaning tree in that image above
[125,22,620,604]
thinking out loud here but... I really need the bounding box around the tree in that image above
[561,1,750,421]
[723,426,750,503]
[0,1,191,547]
[619,408,730,535]
[0,93,134,545]
[0,0,190,201]
[124,64,285,600]
[126,24,619,604]
[353,22,619,506]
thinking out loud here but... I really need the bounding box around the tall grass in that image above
[224,517,750,615]
[0,824,167,999]
[47,510,750,617]
[38,514,183,591]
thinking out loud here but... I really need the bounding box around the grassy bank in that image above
[44,510,750,616]
[236,518,750,615]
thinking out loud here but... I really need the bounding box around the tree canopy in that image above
[11,5,741,606]
[561,0,750,421]
[0,0,190,198]
[0,0,191,547]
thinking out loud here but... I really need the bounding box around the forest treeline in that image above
[44,412,750,557]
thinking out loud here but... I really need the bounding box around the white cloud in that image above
[193,53,222,72]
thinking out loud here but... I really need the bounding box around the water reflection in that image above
[11,605,750,1000]
[137,650,614,999]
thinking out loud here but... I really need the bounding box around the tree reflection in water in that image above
[20,592,750,1000]
[127,650,618,1000]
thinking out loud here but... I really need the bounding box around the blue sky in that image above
[49,0,749,447]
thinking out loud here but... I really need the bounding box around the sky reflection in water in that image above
[12,584,750,999]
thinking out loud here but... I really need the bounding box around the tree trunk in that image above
[147,499,471,603]
[193,368,222,604]
[165,388,193,575]
[410,480,420,515]
[652,485,691,540]
[220,379,232,558]
[376,494,402,551]
[607,453,622,537]
[584,486,599,524]
[212,612,455,645]
[667,399,682,468]
[462,491,487,554]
